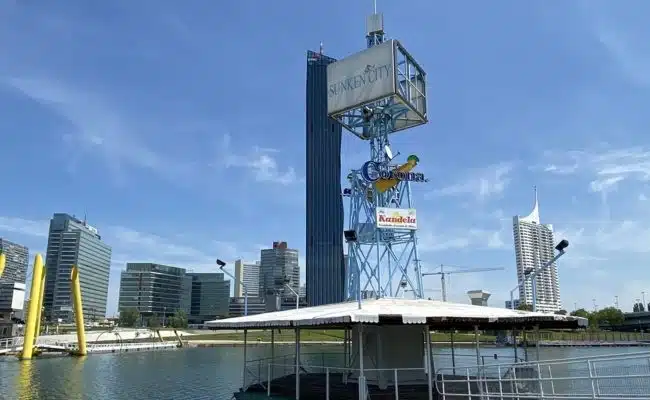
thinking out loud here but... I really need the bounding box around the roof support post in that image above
[474,326,481,367]
[271,329,275,386]
[295,327,301,399]
[358,323,366,399]
[425,325,433,400]
[450,330,456,375]
[535,324,540,361]
[474,325,485,398]
[243,329,248,390]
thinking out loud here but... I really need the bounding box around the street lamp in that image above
[217,259,248,316]
[284,275,300,310]
[509,239,569,311]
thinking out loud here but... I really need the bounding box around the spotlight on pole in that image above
[555,239,569,252]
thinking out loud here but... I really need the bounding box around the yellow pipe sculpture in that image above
[20,254,44,360]
[33,267,46,340]
[70,265,87,356]
[0,251,5,277]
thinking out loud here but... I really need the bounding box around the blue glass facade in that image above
[305,50,345,306]
[44,213,112,322]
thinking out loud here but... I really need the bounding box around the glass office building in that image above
[119,265,230,324]
[305,50,346,306]
[43,213,112,322]
[118,263,187,318]
[188,273,230,323]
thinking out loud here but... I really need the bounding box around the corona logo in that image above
[361,155,427,193]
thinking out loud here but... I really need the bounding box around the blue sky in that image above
[1,1,650,316]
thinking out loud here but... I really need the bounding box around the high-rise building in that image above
[234,259,260,298]
[260,241,300,297]
[0,239,29,318]
[305,49,346,307]
[118,263,186,320]
[512,190,561,313]
[187,272,230,323]
[44,213,112,322]
[0,238,28,286]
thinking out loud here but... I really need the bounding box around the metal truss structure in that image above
[337,14,428,301]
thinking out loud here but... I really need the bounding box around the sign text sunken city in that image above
[328,63,392,99]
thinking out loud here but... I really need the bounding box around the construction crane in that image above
[421,264,505,302]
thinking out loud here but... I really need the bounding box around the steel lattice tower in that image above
[330,12,428,301]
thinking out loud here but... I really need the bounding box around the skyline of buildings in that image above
[305,49,346,307]
[1,190,566,323]
[512,190,562,313]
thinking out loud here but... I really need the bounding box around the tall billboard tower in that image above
[329,12,428,300]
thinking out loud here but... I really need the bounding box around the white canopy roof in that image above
[205,298,587,329]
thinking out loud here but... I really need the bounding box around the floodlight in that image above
[555,239,569,252]
[216,259,226,268]
[344,230,358,242]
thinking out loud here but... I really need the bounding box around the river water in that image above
[0,344,647,399]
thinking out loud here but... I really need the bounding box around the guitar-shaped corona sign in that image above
[375,154,421,193]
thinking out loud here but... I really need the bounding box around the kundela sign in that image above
[376,207,417,230]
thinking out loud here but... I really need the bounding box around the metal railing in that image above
[243,351,346,390]
[240,350,526,398]
[435,351,650,399]
[265,363,430,399]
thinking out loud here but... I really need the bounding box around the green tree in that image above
[517,303,533,311]
[169,310,188,329]
[570,308,590,319]
[147,316,161,328]
[594,307,624,326]
[118,308,139,328]
[555,309,568,315]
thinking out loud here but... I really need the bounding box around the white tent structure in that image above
[205,297,587,330]
[207,298,586,399]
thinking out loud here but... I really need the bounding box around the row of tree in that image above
[632,302,649,313]
[118,308,188,329]
[517,303,625,328]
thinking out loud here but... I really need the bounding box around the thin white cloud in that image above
[428,162,514,201]
[0,216,49,238]
[543,146,650,193]
[583,2,650,88]
[219,133,301,185]
[3,76,196,183]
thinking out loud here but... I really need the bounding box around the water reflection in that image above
[16,359,33,400]
[64,357,85,400]
[1,345,648,399]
